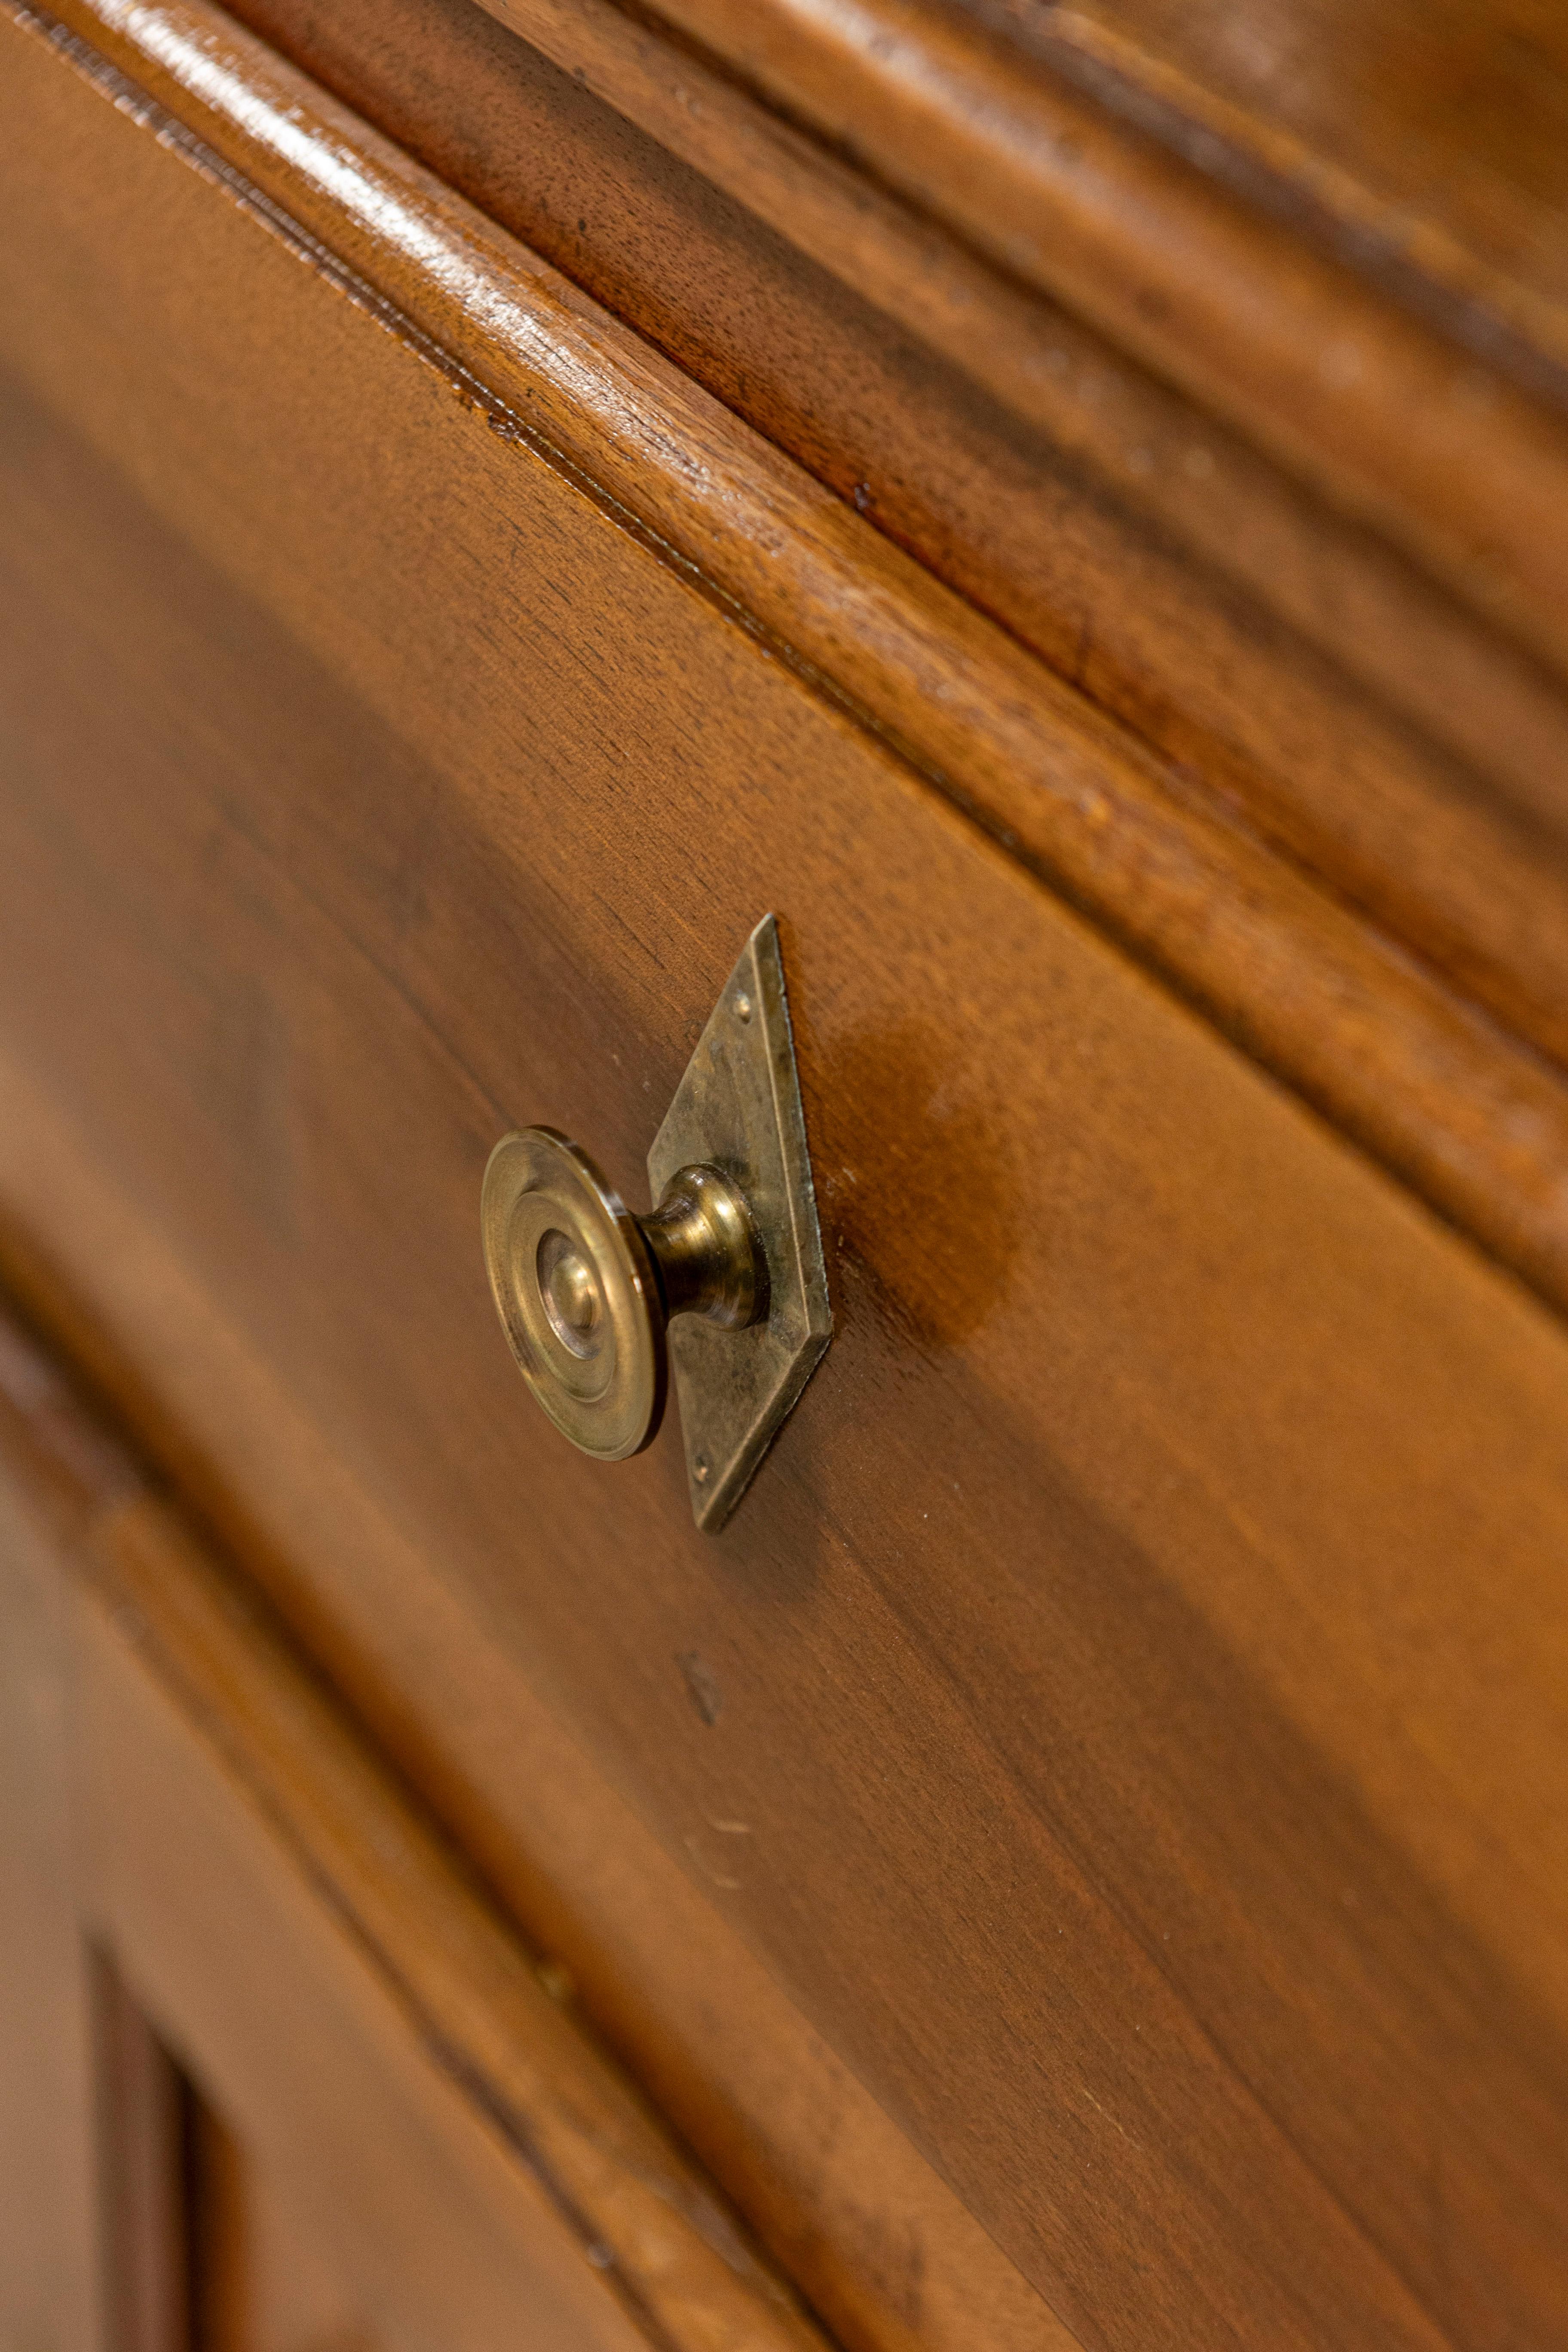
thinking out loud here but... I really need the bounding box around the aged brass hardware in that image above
[482,916,831,1530]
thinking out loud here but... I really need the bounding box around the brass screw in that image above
[733,992,753,1023]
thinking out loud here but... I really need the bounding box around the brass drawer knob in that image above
[481,1129,768,1463]
[480,918,832,1530]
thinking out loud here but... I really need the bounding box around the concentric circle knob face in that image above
[481,1128,665,1461]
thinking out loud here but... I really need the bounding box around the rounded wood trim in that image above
[18,0,1568,1328]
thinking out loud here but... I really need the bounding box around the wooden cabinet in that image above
[0,1311,828,2352]
[3,2,1568,2346]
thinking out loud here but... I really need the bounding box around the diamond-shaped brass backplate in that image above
[648,916,831,1531]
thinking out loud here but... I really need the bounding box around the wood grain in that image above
[3,19,1568,2344]
[20,0,1568,1339]
[639,0,1568,677]
[0,1305,839,2352]
[84,1530,827,2352]
[238,0,1568,1106]
[81,1583,658,2352]
[455,0,1568,831]
[0,1171,1071,2352]
[974,0,1568,374]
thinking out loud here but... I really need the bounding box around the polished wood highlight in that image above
[5,3,1568,2347]
[18,0,1568,1338]
[3,9,1568,2344]
[225,0,1568,1102]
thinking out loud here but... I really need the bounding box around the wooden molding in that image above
[1001,4,1568,398]
[18,0,1568,1328]
[631,0,1568,684]
[469,0,1568,855]
[0,1300,834,2352]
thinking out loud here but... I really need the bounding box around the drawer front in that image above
[4,7,1568,2349]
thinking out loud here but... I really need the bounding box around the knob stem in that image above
[639,1165,768,1330]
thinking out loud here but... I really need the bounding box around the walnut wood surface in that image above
[0,1304,837,2352]
[83,1585,656,2352]
[638,0,1568,680]
[21,0,1568,1339]
[3,10,1568,2346]
[247,0,1568,1106]
[969,0,1568,361]
[0,1173,1067,2352]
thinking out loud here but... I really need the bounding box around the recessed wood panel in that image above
[0,1305,836,2352]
